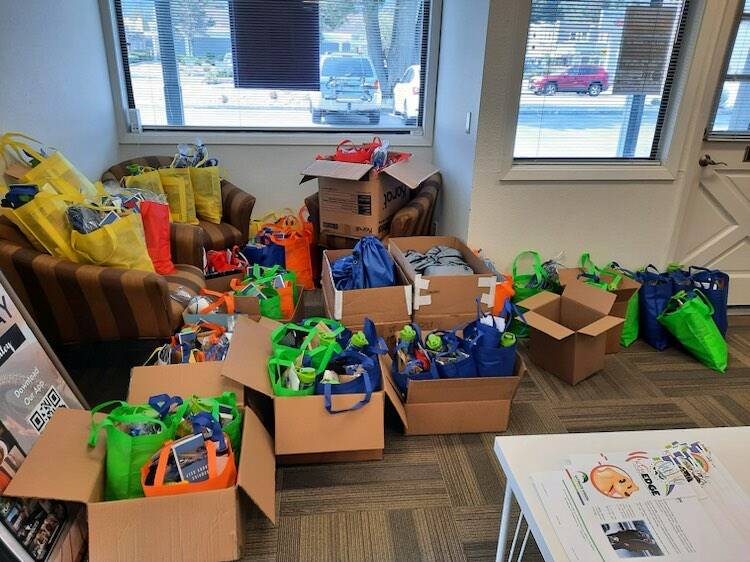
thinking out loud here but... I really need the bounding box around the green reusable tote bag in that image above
[186,392,243,459]
[605,262,640,347]
[511,250,548,338]
[271,322,341,373]
[88,401,174,500]
[658,290,727,373]
[268,347,317,397]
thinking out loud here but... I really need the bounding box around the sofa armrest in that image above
[389,173,441,238]
[170,222,204,269]
[0,241,174,343]
[221,180,256,243]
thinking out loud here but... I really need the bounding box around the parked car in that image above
[528,65,609,96]
[393,64,420,123]
[310,54,382,124]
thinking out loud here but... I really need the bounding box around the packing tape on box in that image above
[478,276,497,307]
[413,274,431,309]
[404,284,413,314]
[333,287,343,320]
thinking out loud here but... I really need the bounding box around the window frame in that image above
[705,1,750,140]
[99,0,442,146]
[510,0,692,167]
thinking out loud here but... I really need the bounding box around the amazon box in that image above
[389,236,497,330]
[518,283,624,385]
[321,249,412,339]
[301,158,439,239]
[379,353,527,435]
[222,316,384,464]
[6,362,277,562]
[557,268,640,354]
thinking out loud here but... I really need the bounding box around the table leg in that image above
[516,526,531,561]
[496,483,514,562]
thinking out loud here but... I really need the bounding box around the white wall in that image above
[431,0,490,239]
[119,143,432,215]
[466,0,721,273]
[0,0,118,179]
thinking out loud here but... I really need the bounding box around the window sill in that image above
[501,163,676,182]
[119,128,432,147]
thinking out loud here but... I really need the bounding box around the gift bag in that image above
[331,236,395,290]
[342,318,387,378]
[271,321,342,374]
[1,132,99,200]
[71,212,155,272]
[425,330,477,379]
[263,226,314,290]
[158,168,199,225]
[636,265,673,351]
[391,324,439,395]
[140,200,175,274]
[123,168,164,195]
[510,250,549,337]
[1,191,83,262]
[314,350,380,414]
[182,392,243,459]
[189,166,222,224]
[606,262,640,347]
[88,400,181,500]
[141,433,237,497]
[268,347,317,397]
[464,299,519,376]
[688,266,729,337]
[658,290,728,373]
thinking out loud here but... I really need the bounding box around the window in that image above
[114,0,433,132]
[514,0,690,160]
[708,1,750,138]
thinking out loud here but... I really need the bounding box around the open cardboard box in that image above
[557,268,640,354]
[379,353,527,435]
[389,236,496,330]
[300,158,439,239]
[222,316,384,464]
[518,283,624,386]
[6,362,276,562]
[321,248,412,341]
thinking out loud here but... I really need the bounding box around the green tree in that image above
[171,0,217,57]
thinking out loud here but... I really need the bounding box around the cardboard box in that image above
[380,353,527,435]
[389,236,497,330]
[182,288,305,327]
[301,158,439,239]
[204,270,246,292]
[518,283,624,385]
[557,268,641,354]
[222,317,384,464]
[6,362,276,562]
[321,248,412,327]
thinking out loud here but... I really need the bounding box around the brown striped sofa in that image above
[0,216,206,344]
[304,172,441,250]
[102,156,257,268]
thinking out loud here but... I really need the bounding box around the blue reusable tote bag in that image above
[425,330,477,379]
[314,350,380,414]
[635,265,673,351]
[689,266,729,337]
[391,323,439,395]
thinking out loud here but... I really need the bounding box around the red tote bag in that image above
[140,201,175,275]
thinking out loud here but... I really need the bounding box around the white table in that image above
[493,426,750,562]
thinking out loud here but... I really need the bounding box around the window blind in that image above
[514,0,690,160]
[115,0,431,131]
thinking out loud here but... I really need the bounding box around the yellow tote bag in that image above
[189,167,222,224]
[1,132,100,200]
[158,168,198,225]
[123,169,165,195]
[1,190,84,263]
[249,208,297,239]
[70,212,155,272]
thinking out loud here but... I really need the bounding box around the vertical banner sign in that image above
[0,274,87,562]
[613,5,679,96]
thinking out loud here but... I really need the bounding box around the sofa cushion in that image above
[198,220,244,251]
[164,264,206,329]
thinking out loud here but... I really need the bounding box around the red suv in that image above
[529,65,609,96]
